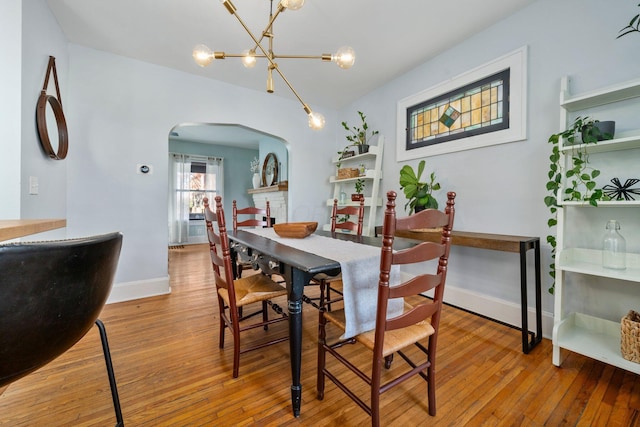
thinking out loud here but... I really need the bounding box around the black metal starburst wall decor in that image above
[602,178,640,201]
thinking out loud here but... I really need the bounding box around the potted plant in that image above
[341,111,379,154]
[399,160,440,214]
[336,145,355,169]
[543,116,614,294]
[351,178,365,201]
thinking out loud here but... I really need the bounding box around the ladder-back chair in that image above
[204,197,287,378]
[232,200,271,277]
[317,190,456,426]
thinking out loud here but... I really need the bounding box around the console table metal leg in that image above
[520,239,543,354]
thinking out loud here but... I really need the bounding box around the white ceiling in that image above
[45,0,537,147]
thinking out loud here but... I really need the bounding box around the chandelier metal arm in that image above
[202,0,336,129]
[214,53,333,61]
[223,0,307,108]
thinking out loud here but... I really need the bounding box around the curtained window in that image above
[169,153,223,245]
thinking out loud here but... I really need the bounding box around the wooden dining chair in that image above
[306,198,365,311]
[232,200,271,278]
[203,197,288,378]
[317,190,456,426]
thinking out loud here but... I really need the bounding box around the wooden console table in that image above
[0,219,67,242]
[383,228,542,354]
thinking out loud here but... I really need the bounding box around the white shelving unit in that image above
[552,76,640,374]
[323,135,384,236]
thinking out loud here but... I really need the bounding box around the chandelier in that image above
[192,0,355,130]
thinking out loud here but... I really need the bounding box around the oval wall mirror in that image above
[36,93,68,160]
[262,152,278,187]
[36,57,68,160]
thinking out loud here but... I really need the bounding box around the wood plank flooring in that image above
[1,243,639,426]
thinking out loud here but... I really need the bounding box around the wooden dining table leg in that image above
[282,266,313,417]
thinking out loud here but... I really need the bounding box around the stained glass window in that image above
[406,68,510,150]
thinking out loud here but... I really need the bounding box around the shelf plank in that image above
[332,145,380,164]
[325,198,382,207]
[557,248,640,282]
[560,135,640,154]
[555,313,640,375]
[561,78,640,111]
[558,200,640,207]
[0,219,67,242]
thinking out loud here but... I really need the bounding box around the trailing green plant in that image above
[399,159,440,214]
[341,111,379,145]
[543,116,613,294]
[617,3,640,38]
[336,145,353,169]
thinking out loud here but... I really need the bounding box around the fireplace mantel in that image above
[248,181,288,224]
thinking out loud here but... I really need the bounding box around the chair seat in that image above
[324,302,435,357]
[217,274,287,307]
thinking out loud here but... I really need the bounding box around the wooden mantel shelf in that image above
[247,181,288,194]
[0,219,67,242]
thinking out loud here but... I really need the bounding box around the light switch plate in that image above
[29,176,39,195]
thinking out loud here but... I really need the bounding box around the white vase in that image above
[252,173,261,189]
[266,173,274,186]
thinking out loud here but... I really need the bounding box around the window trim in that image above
[396,46,527,161]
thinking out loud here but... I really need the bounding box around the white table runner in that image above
[245,228,402,338]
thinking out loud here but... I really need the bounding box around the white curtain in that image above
[168,153,191,245]
[168,154,224,245]
[206,156,223,207]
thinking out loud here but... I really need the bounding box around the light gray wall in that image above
[338,0,640,312]
[20,0,67,234]
[0,1,22,219]
[61,44,339,288]
[8,0,640,314]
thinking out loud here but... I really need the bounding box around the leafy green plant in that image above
[336,145,353,169]
[341,111,379,145]
[543,116,613,294]
[354,178,365,194]
[618,3,640,38]
[337,214,350,223]
[399,160,440,214]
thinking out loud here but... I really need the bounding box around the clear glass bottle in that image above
[602,220,626,270]
[339,191,347,204]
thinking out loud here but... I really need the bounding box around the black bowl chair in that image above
[0,232,124,427]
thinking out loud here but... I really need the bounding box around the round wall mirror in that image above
[36,91,68,160]
[262,152,279,187]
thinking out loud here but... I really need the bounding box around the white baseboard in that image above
[442,284,553,339]
[107,276,171,304]
[399,270,553,339]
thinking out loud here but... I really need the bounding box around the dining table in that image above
[227,228,414,417]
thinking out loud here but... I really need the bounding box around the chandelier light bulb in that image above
[334,46,355,69]
[281,0,305,11]
[308,110,325,130]
[242,50,257,68]
[192,44,214,67]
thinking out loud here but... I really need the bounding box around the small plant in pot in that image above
[351,178,365,201]
[341,111,379,154]
[552,116,615,146]
[399,160,440,214]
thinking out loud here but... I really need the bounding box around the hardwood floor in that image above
[1,243,639,426]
